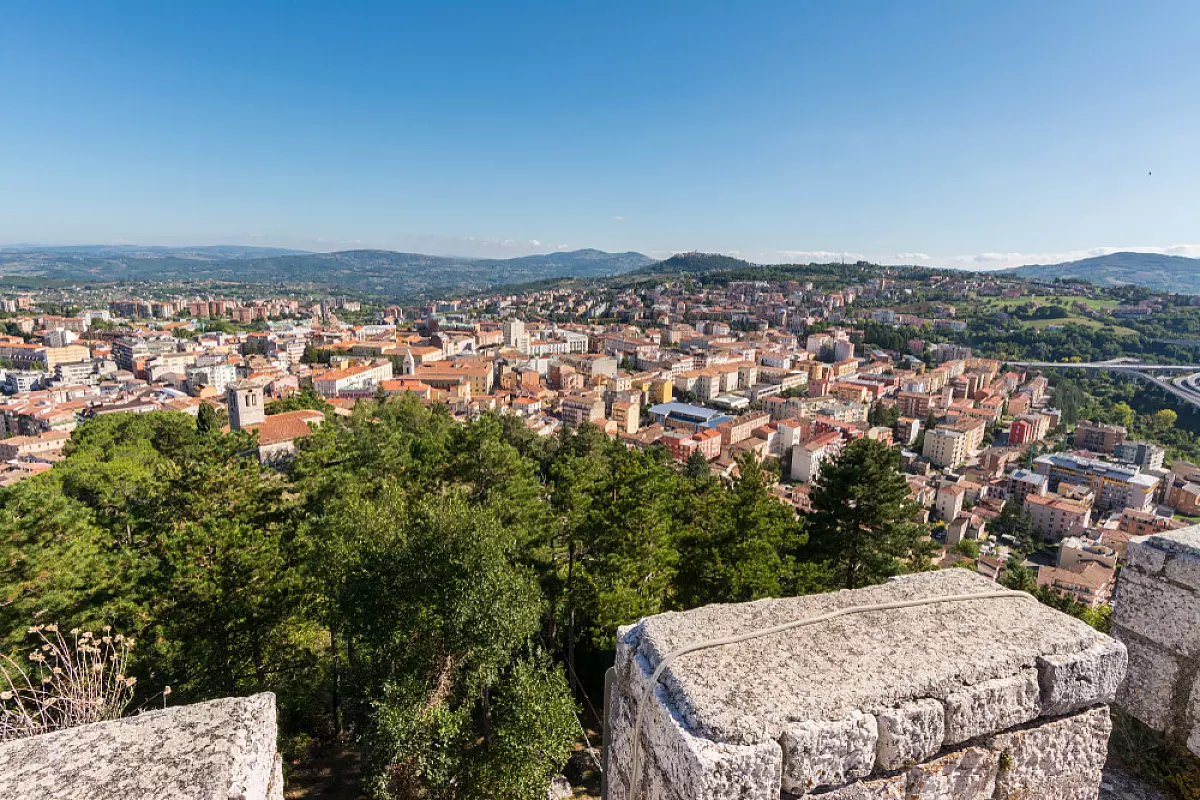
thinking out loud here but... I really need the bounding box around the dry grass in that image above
[0,624,143,741]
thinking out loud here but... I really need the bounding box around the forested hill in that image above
[0,246,653,300]
[635,251,755,275]
[1000,252,1200,294]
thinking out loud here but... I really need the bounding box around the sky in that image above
[1,1,1198,268]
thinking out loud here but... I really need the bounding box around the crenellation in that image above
[606,570,1125,799]
[1111,527,1200,757]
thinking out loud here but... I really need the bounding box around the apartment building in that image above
[1073,420,1127,454]
[790,431,843,483]
[560,394,605,429]
[1033,452,1158,512]
[923,428,968,469]
[1025,494,1092,540]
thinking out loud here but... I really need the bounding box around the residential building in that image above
[1033,452,1159,512]
[790,431,843,483]
[923,428,968,469]
[560,394,605,429]
[1024,494,1092,540]
[1073,420,1127,454]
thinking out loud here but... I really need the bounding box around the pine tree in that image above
[802,438,936,590]
[196,401,220,434]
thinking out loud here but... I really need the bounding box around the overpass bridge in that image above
[1008,359,1200,410]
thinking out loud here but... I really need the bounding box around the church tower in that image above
[227,380,265,431]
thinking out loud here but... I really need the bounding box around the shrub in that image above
[0,624,138,741]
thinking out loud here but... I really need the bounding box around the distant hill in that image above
[0,246,653,300]
[635,252,755,275]
[1001,252,1200,293]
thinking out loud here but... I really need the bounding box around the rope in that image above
[624,589,1034,800]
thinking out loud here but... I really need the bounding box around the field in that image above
[1022,316,1139,336]
[976,294,1122,311]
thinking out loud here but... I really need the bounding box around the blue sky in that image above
[2,1,1198,267]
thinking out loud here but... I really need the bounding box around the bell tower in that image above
[227,381,265,430]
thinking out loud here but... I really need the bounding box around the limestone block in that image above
[903,746,1000,800]
[989,706,1111,800]
[778,711,877,794]
[1038,639,1128,716]
[816,747,999,800]
[0,693,281,800]
[874,699,945,771]
[1124,536,1168,574]
[942,670,1040,744]
[1163,549,1200,592]
[1113,630,1181,731]
[607,649,781,800]
[1111,569,1200,658]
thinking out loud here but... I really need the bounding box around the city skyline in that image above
[3,1,1198,268]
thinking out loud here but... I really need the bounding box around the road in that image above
[1008,360,1200,410]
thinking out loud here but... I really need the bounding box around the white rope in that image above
[624,589,1035,800]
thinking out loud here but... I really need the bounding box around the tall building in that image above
[227,381,265,431]
[923,428,968,469]
[502,318,530,354]
[1073,420,1127,454]
[1033,452,1158,513]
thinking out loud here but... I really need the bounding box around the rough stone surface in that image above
[1039,639,1128,717]
[1112,632,1179,731]
[874,698,945,771]
[607,570,1125,799]
[942,671,1040,745]
[816,747,999,800]
[546,776,572,799]
[1113,527,1200,759]
[1112,568,1200,658]
[608,634,781,800]
[778,711,877,793]
[988,706,1111,800]
[626,570,1111,746]
[0,692,282,800]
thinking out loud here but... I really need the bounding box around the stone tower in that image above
[227,380,265,431]
[402,350,416,375]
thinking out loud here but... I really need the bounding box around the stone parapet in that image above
[0,692,283,800]
[1111,525,1200,757]
[606,569,1125,799]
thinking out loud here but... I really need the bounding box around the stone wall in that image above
[0,692,283,800]
[606,569,1126,799]
[1111,525,1200,757]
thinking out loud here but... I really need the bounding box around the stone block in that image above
[817,747,999,800]
[607,648,781,800]
[608,570,1125,799]
[1038,639,1128,716]
[943,670,1040,745]
[1111,570,1200,658]
[1124,536,1168,574]
[1163,549,1200,592]
[989,706,1111,800]
[1112,630,1180,731]
[778,711,877,794]
[0,693,282,800]
[875,698,945,771]
[1189,725,1200,759]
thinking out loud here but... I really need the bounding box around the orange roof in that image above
[237,409,324,446]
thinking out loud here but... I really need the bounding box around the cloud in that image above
[894,252,931,263]
[612,215,626,222]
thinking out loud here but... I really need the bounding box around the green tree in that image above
[196,402,221,434]
[1112,402,1135,429]
[802,438,936,589]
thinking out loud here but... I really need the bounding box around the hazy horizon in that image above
[3,2,1198,270]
